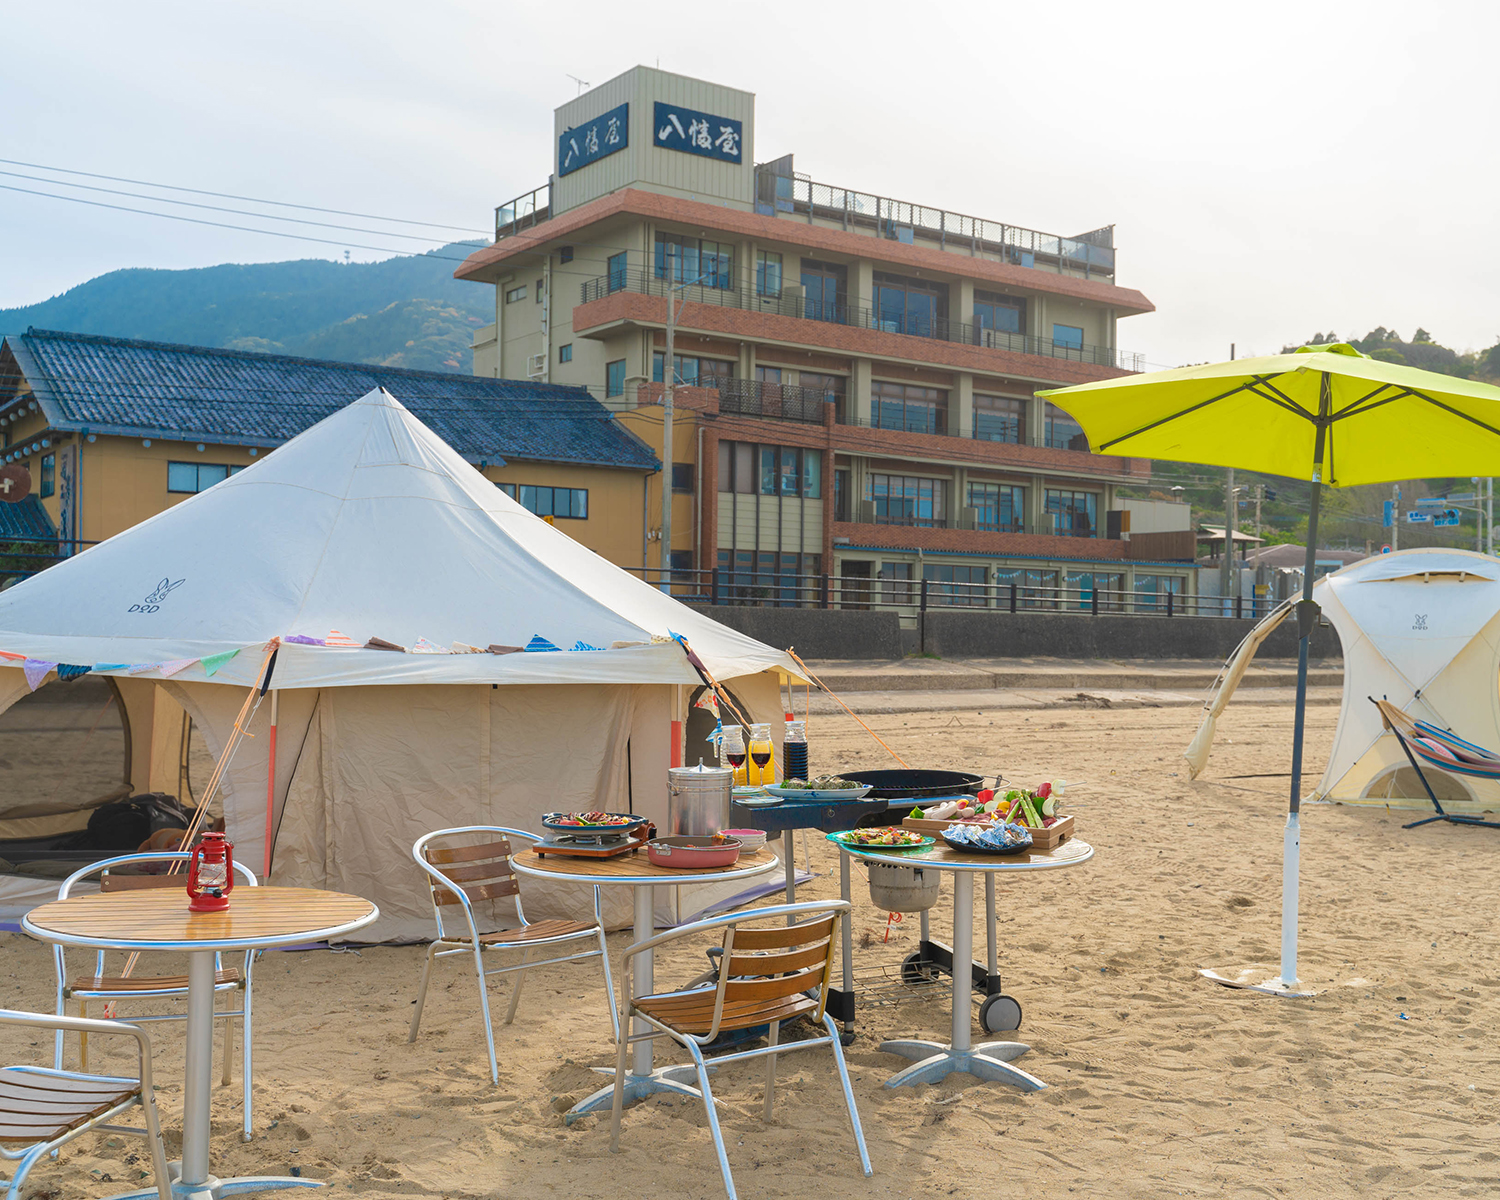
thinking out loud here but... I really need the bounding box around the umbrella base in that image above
[1198,965,1318,998]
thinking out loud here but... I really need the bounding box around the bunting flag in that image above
[571,640,604,652]
[56,664,92,682]
[201,650,239,677]
[0,650,25,661]
[158,658,198,678]
[487,644,522,655]
[22,659,56,691]
[126,663,162,676]
[284,634,325,646]
[524,635,561,653]
[324,630,360,648]
[410,637,451,654]
[450,642,486,654]
[365,637,405,652]
[92,663,130,672]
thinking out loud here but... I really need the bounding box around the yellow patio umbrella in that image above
[1041,343,1500,994]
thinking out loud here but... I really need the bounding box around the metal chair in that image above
[52,851,259,1139]
[608,900,871,1200]
[0,1009,172,1200]
[409,825,619,1084]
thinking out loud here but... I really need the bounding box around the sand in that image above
[5,699,1500,1199]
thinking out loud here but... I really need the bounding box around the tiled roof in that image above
[2,329,658,471]
[0,495,55,541]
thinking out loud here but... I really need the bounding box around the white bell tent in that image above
[0,389,803,938]
[1188,547,1500,813]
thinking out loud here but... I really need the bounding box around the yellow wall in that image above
[618,406,701,571]
[481,460,650,568]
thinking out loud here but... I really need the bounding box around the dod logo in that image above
[1413,613,1428,631]
[129,577,184,615]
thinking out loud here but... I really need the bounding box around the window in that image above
[1067,570,1125,612]
[535,278,544,303]
[654,232,733,289]
[606,251,627,293]
[834,468,850,521]
[802,450,821,499]
[167,462,239,494]
[718,441,819,498]
[974,292,1025,342]
[559,246,574,263]
[716,550,822,608]
[605,360,626,398]
[672,463,695,493]
[868,474,945,527]
[800,261,846,323]
[973,394,1026,444]
[756,250,783,297]
[653,353,733,388]
[879,562,914,606]
[871,380,947,435]
[872,272,946,338]
[1134,573,1185,611]
[558,343,573,364]
[516,485,588,519]
[968,482,1025,533]
[1052,323,1085,349]
[923,563,987,606]
[717,441,755,494]
[799,372,847,420]
[39,453,54,499]
[504,284,527,304]
[1044,402,1088,451]
[998,568,1059,609]
[1045,489,1098,538]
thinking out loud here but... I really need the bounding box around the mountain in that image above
[0,242,492,374]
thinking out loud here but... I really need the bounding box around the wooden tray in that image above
[902,813,1075,851]
[532,834,647,859]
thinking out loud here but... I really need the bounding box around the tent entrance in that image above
[1361,762,1474,806]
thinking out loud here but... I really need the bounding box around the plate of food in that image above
[940,821,1033,855]
[766,776,875,800]
[828,828,935,850]
[540,811,647,834]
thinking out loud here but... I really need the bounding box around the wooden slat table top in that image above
[23,886,379,951]
[512,844,779,886]
[829,836,1095,873]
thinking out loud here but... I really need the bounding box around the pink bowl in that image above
[647,836,742,869]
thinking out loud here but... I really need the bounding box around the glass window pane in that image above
[803,451,821,499]
[760,447,776,495]
[167,462,198,492]
[1053,323,1084,349]
[571,489,588,518]
[197,464,229,488]
[734,443,754,494]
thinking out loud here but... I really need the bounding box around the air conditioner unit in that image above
[856,500,876,524]
[526,353,545,379]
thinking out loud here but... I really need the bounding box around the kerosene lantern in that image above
[187,832,235,912]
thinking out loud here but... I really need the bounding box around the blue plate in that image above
[940,822,1034,855]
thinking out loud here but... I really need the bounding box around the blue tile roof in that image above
[2,329,658,471]
[0,495,55,541]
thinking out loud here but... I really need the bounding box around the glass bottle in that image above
[748,722,774,786]
[720,725,748,786]
[783,718,808,782]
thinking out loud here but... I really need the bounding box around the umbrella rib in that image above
[1244,383,1313,421]
[1403,388,1500,439]
[1331,382,1400,421]
[1096,375,1299,452]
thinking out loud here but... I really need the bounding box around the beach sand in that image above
[4,699,1498,1198]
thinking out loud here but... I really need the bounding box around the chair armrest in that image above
[619,900,851,962]
[0,1010,156,1091]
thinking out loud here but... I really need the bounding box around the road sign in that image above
[1433,510,1462,527]
[1448,492,1477,504]
[1381,544,1392,554]
[1383,500,1395,528]
[1415,497,1445,507]
[1407,511,1431,524]
[0,464,30,503]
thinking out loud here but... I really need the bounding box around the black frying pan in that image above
[840,769,985,800]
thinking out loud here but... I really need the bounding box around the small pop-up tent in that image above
[0,389,803,938]
[1187,547,1500,813]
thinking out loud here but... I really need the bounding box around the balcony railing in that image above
[756,166,1116,278]
[495,183,551,240]
[715,378,829,424]
[581,267,1141,371]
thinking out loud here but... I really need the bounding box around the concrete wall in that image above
[687,605,904,660]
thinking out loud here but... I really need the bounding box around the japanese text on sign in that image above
[652,102,742,163]
[558,103,629,177]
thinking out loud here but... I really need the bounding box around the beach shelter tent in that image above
[1189,547,1500,812]
[0,389,803,938]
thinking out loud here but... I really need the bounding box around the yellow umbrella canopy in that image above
[1038,343,1500,487]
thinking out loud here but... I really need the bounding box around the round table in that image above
[23,886,378,1200]
[511,845,779,1122]
[830,837,1093,1092]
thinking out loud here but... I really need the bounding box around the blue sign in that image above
[652,101,743,163]
[1383,500,1395,529]
[1407,511,1431,524]
[558,103,628,177]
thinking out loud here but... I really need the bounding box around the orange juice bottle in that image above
[748,723,774,786]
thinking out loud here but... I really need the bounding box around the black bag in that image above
[80,793,193,852]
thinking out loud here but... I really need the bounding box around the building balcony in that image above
[495,184,551,239]
[580,268,1140,372]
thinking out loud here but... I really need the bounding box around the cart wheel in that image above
[900,952,938,986]
[979,993,1022,1033]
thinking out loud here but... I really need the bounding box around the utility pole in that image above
[1254,483,1264,538]
[1391,483,1399,552]
[1221,343,1236,610]
[1489,478,1494,557]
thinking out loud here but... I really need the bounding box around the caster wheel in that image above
[979,993,1022,1033]
[900,952,938,986]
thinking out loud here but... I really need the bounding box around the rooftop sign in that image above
[558,102,629,177]
[653,101,742,163]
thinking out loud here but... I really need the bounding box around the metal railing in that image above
[495,184,552,240]
[757,166,1116,278]
[627,567,1271,624]
[716,378,830,424]
[582,267,1138,370]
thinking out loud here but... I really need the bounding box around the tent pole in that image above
[263,689,278,879]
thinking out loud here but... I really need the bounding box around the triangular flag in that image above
[411,637,450,654]
[56,664,92,682]
[158,658,198,678]
[524,635,561,652]
[0,650,25,661]
[22,659,56,691]
[450,642,485,654]
[571,641,604,652]
[201,650,238,677]
[324,630,360,648]
[127,663,162,675]
[92,663,130,672]
[284,634,324,646]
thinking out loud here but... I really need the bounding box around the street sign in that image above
[1381,544,1392,554]
[1415,497,1445,507]
[1407,511,1431,524]
[0,464,30,503]
[1433,510,1462,527]
[1448,493,1477,504]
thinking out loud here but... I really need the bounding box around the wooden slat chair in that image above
[53,851,259,1140]
[409,826,619,1085]
[0,1009,171,1200]
[609,900,871,1200]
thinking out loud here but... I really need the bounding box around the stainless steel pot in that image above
[667,762,733,836]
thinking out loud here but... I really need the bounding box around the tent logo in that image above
[1413,613,1428,631]
[129,577,184,614]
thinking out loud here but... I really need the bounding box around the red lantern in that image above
[187,832,235,912]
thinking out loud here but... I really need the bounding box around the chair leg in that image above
[222,1008,234,1087]
[78,1001,88,1073]
[408,942,440,1043]
[474,945,499,1085]
[503,948,532,1026]
[241,973,255,1141]
[138,1085,173,1200]
[597,930,620,1043]
[9,1145,46,1200]
[762,1019,779,1122]
[608,1013,632,1153]
[688,1040,738,1200]
[824,1013,872,1178]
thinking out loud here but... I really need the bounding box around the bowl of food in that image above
[940,822,1033,855]
[541,811,647,834]
[829,828,935,850]
[766,776,875,800]
[647,834,743,869]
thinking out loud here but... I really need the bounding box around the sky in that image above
[3,0,1498,369]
